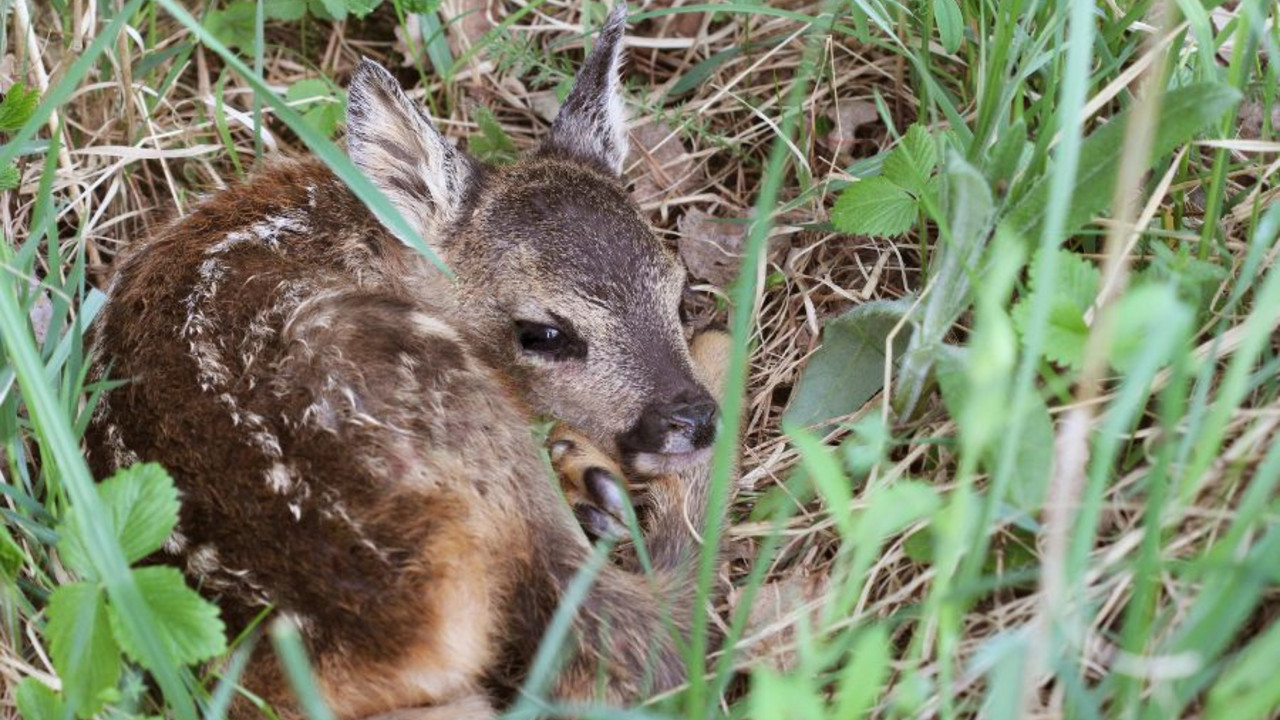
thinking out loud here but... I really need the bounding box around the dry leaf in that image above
[1237,99,1280,140]
[628,120,699,206]
[526,90,561,124]
[29,284,53,346]
[823,99,878,155]
[732,572,830,673]
[677,208,788,287]
[678,208,748,287]
[440,0,494,59]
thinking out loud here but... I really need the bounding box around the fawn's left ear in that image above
[540,5,629,176]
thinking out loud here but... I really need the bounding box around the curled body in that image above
[85,7,736,719]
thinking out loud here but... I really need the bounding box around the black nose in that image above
[618,391,719,455]
[667,398,718,434]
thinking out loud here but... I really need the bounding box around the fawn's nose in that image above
[619,390,719,455]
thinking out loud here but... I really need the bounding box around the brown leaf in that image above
[823,99,878,155]
[732,572,830,673]
[677,209,789,287]
[1237,99,1280,140]
[628,120,700,206]
[440,0,494,58]
[677,208,748,288]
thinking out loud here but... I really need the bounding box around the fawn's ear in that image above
[347,59,477,244]
[540,5,629,176]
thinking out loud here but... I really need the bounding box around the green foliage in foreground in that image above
[2,0,1279,719]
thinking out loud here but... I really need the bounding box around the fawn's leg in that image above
[542,329,737,703]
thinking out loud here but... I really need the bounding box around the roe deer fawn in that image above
[85,5,736,718]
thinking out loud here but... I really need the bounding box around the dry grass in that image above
[3,0,1279,717]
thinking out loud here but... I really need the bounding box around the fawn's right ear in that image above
[347,59,477,244]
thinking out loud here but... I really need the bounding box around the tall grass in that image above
[2,0,1278,719]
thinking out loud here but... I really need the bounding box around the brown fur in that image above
[86,7,738,718]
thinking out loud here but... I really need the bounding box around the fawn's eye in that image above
[517,321,569,356]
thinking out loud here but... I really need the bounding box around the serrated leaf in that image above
[831,178,918,237]
[16,678,66,720]
[0,162,20,190]
[286,78,331,103]
[287,80,345,138]
[934,0,964,54]
[1006,82,1241,242]
[882,125,937,194]
[59,463,179,573]
[0,82,40,132]
[343,0,382,16]
[47,582,121,718]
[202,1,256,50]
[1011,250,1099,370]
[785,299,913,432]
[109,566,227,667]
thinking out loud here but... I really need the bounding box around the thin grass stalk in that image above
[684,5,838,715]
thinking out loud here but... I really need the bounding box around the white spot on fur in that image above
[265,462,293,493]
[186,545,220,578]
[409,311,462,343]
[163,529,188,555]
[206,212,310,256]
[103,424,140,468]
[279,610,316,636]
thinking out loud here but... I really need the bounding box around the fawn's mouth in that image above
[627,446,715,476]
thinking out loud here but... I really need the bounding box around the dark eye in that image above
[517,321,568,356]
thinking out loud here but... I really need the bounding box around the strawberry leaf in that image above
[46,582,121,718]
[108,566,227,667]
[831,178,918,237]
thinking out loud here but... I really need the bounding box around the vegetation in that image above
[1,0,1277,718]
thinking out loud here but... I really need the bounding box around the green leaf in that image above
[266,0,309,20]
[46,582,122,718]
[1005,82,1241,242]
[882,125,938,194]
[831,178,918,237]
[988,118,1028,189]
[0,522,22,579]
[202,1,256,50]
[0,162,20,190]
[1108,283,1187,372]
[933,0,964,54]
[0,82,40,132]
[342,0,383,17]
[469,106,518,165]
[16,678,67,720]
[1011,249,1099,370]
[784,299,913,431]
[61,463,180,573]
[988,394,1053,512]
[833,625,891,719]
[1205,617,1280,720]
[287,79,346,138]
[109,566,227,667]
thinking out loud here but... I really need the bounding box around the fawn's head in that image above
[345,6,717,470]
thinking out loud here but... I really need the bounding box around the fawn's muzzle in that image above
[618,390,719,456]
